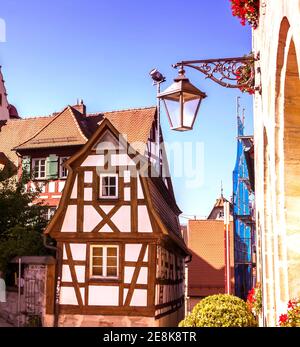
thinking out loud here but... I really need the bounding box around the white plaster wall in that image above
[60,287,77,305]
[100,205,114,214]
[75,266,86,283]
[84,187,93,201]
[125,244,142,262]
[83,205,102,232]
[111,154,135,166]
[137,176,144,199]
[62,265,72,282]
[71,175,78,199]
[111,206,131,232]
[48,181,56,193]
[58,181,65,192]
[124,266,148,285]
[81,155,104,167]
[123,289,147,307]
[130,289,147,307]
[88,286,119,306]
[70,244,86,261]
[123,170,131,183]
[61,205,77,232]
[124,187,131,201]
[138,206,152,233]
[84,171,93,183]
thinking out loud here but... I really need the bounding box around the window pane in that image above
[92,266,103,276]
[102,186,109,196]
[93,247,103,256]
[103,177,109,186]
[107,267,117,277]
[93,257,103,266]
[109,187,116,196]
[109,176,116,186]
[107,247,117,256]
[107,257,117,266]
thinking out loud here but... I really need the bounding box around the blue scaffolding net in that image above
[232,113,255,300]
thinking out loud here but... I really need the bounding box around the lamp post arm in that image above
[172,54,259,90]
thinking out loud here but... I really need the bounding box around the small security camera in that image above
[149,68,165,83]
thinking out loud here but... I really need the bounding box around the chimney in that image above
[73,99,86,115]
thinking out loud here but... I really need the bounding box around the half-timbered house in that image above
[42,110,189,327]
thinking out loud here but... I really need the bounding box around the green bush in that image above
[179,294,257,327]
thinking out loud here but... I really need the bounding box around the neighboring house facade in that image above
[0,78,189,327]
[185,195,234,311]
[253,0,300,326]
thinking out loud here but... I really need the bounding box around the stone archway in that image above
[282,37,300,299]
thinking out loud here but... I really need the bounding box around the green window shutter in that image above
[46,154,58,179]
[22,156,31,176]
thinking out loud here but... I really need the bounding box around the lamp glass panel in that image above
[164,98,180,129]
[182,97,201,128]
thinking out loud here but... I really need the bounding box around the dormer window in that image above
[99,174,118,199]
[32,158,46,179]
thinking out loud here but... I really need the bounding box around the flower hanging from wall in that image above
[230,0,260,29]
[236,62,255,94]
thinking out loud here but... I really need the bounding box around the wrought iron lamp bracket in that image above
[172,53,260,92]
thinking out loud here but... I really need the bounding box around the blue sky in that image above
[0,0,253,219]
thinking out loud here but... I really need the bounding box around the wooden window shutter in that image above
[21,156,31,176]
[46,155,58,179]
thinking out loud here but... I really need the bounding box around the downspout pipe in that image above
[43,234,60,327]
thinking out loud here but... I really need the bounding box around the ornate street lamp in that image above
[157,54,258,131]
[158,67,207,131]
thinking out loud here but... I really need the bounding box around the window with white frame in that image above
[60,157,69,178]
[32,158,46,179]
[90,245,119,278]
[99,174,118,198]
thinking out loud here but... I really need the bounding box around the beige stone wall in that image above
[55,308,184,327]
[253,0,300,326]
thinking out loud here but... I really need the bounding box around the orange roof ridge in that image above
[87,105,156,116]
[104,105,156,113]
[21,114,55,120]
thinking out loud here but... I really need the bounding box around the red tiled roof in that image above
[14,107,88,150]
[0,116,54,166]
[86,107,156,153]
[12,106,156,154]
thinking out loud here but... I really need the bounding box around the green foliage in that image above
[0,169,49,271]
[0,225,48,271]
[24,315,43,327]
[180,294,258,327]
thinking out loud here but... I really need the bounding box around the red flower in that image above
[230,0,259,29]
[288,300,296,309]
[279,314,288,325]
